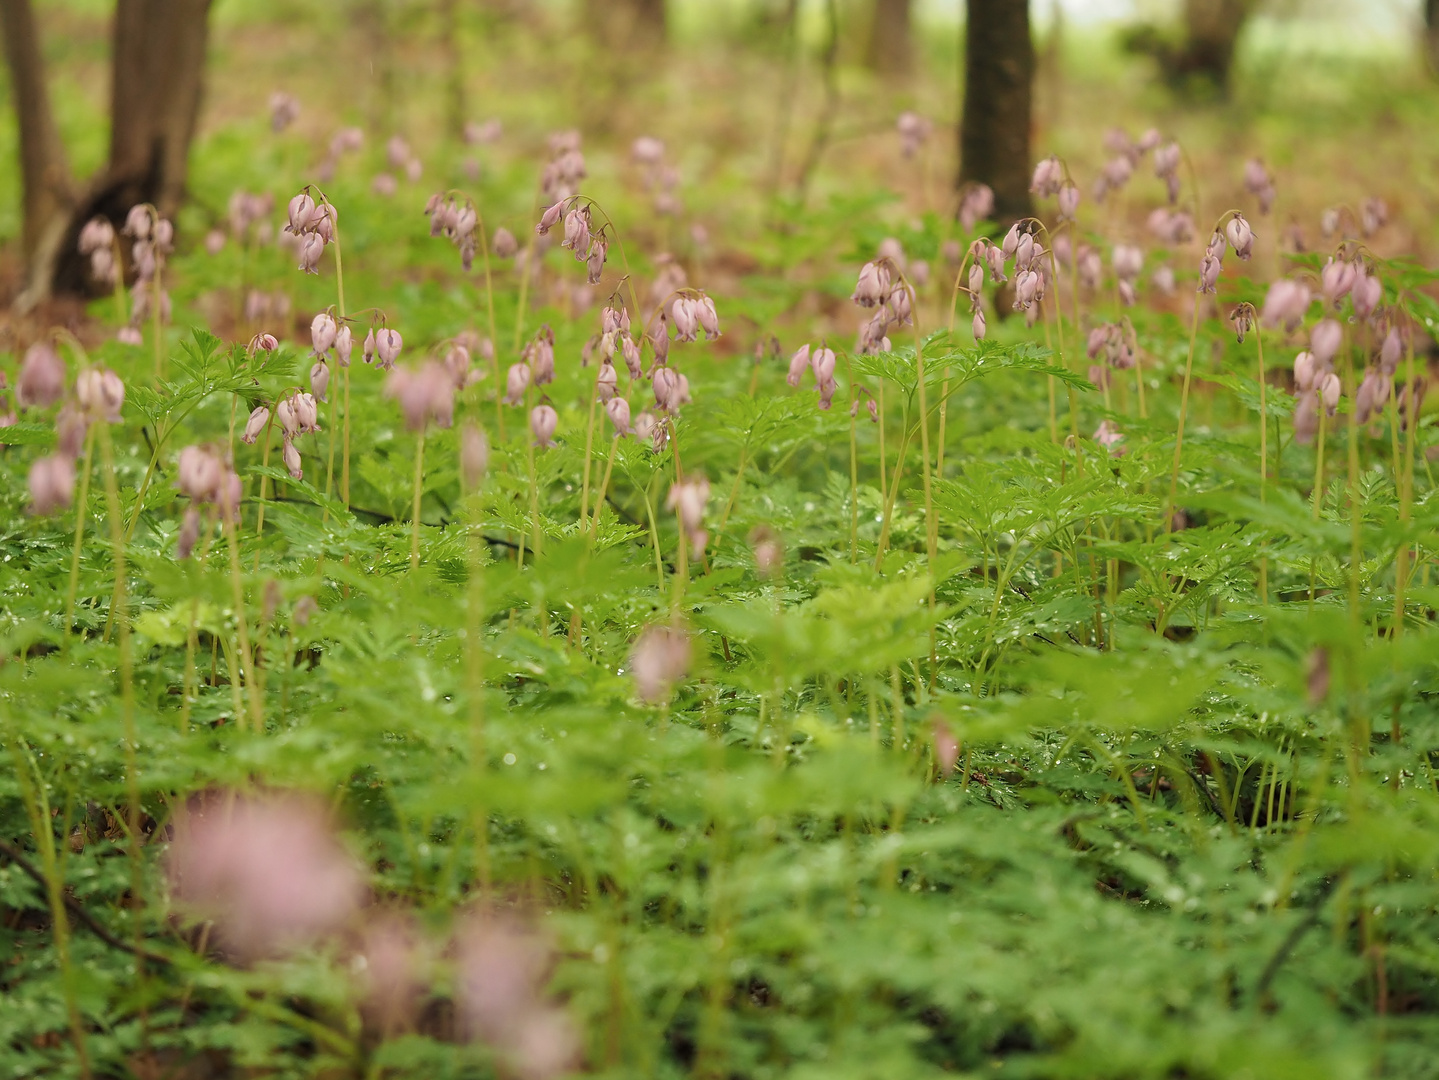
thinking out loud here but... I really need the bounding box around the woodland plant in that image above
[2,85,1439,1080]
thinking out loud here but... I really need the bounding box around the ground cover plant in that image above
[3,3,1439,1078]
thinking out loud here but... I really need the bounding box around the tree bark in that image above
[583,0,666,49]
[1425,0,1439,76]
[865,0,911,76]
[959,0,1033,223]
[45,0,212,299]
[1,0,76,292]
[1176,0,1250,89]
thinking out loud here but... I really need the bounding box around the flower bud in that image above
[117,326,144,346]
[1352,270,1382,320]
[1224,214,1254,260]
[1057,182,1080,220]
[596,361,617,402]
[177,445,224,501]
[504,362,531,406]
[621,335,642,379]
[298,232,325,273]
[1319,371,1341,413]
[631,623,691,704]
[1001,224,1021,259]
[1118,279,1136,307]
[605,395,631,435]
[1152,265,1176,295]
[672,297,699,342]
[696,296,720,339]
[1309,319,1342,366]
[966,263,984,298]
[311,312,338,355]
[55,406,88,458]
[1260,279,1312,331]
[561,207,590,255]
[282,437,303,479]
[787,344,811,387]
[242,405,271,445]
[286,193,315,234]
[1354,367,1391,425]
[294,392,321,433]
[1292,390,1319,444]
[123,204,152,239]
[375,328,402,369]
[310,360,331,402]
[851,261,890,307]
[362,328,377,365]
[177,506,201,559]
[75,366,125,423]
[810,346,837,387]
[460,423,489,490]
[1112,245,1143,281]
[1379,327,1402,375]
[1198,253,1222,294]
[1321,258,1356,303]
[972,308,986,340]
[529,328,555,384]
[1293,351,1319,392]
[537,201,564,235]
[492,226,518,258]
[29,454,75,515]
[585,239,608,284]
[276,396,299,437]
[957,184,994,230]
[530,403,558,447]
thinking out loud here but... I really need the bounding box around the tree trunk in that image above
[865,0,911,76]
[1425,0,1439,76]
[583,0,666,49]
[1,0,76,300]
[1176,0,1250,89]
[46,0,212,299]
[959,0,1033,223]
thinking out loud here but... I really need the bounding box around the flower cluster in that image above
[632,136,683,216]
[631,623,692,704]
[424,191,481,271]
[851,258,913,352]
[362,326,404,372]
[897,110,933,158]
[77,217,118,286]
[386,363,456,433]
[269,91,300,132]
[786,343,839,409]
[1244,158,1276,214]
[316,125,363,183]
[540,129,586,205]
[1092,127,1165,203]
[1085,322,1136,391]
[118,205,174,342]
[284,189,339,274]
[956,183,995,231]
[667,477,711,558]
[24,350,126,516]
[536,196,609,284]
[1030,156,1079,220]
[175,444,243,555]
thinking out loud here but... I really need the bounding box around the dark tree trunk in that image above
[865,0,911,76]
[959,0,1033,223]
[1425,0,1439,75]
[583,0,666,49]
[1175,0,1250,89]
[50,0,211,300]
[1,0,76,301]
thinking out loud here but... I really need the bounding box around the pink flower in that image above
[166,791,363,960]
[17,343,65,410]
[530,403,558,447]
[631,623,692,704]
[28,455,75,515]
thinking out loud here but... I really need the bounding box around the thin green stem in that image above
[411,425,427,571]
[63,424,97,643]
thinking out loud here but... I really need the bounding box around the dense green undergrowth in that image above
[5,45,1439,1080]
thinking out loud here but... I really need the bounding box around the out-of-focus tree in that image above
[1123,0,1255,95]
[583,0,666,49]
[1,0,212,306]
[1425,0,1439,75]
[959,0,1033,222]
[864,0,912,76]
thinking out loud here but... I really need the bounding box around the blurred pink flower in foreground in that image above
[167,791,363,960]
[455,914,581,1080]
